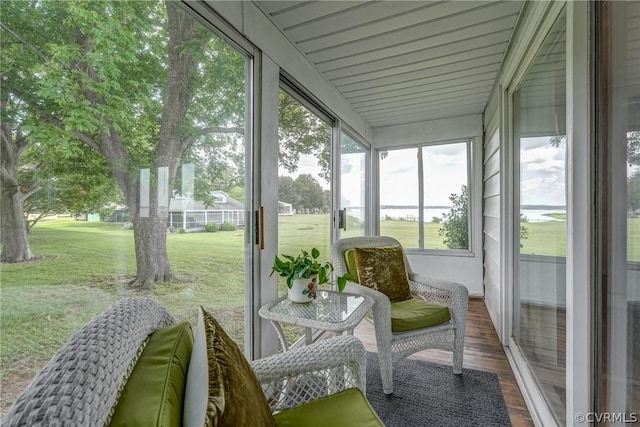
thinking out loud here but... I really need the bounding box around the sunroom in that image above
[0,1,637,426]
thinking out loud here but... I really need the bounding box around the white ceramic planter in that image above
[288,275,318,303]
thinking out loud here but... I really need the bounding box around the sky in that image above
[519,137,566,206]
[280,137,568,208]
[379,142,468,207]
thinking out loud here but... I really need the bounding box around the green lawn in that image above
[0,214,638,413]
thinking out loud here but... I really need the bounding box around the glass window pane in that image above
[379,148,419,248]
[0,1,251,412]
[423,142,469,250]
[598,0,640,417]
[277,89,332,347]
[340,131,367,238]
[512,8,567,424]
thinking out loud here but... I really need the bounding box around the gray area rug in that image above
[366,352,512,427]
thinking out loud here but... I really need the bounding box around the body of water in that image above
[380,208,566,222]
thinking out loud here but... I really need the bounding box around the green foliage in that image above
[431,217,441,224]
[178,228,186,234]
[628,131,640,167]
[278,91,332,183]
[271,248,351,291]
[205,223,218,232]
[278,174,327,212]
[629,172,640,214]
[439,185,469,249]
[220,222,236,231]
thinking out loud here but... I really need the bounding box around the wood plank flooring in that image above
[351,298,534,427]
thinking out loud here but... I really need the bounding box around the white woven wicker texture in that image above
[251,335,366,412]
[331,236,469,395]
[3,298,175,427]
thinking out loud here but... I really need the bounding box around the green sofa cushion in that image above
[273,388,384,427]
[391,298,451,332]
[110,322,194,427]
[344,249,359,281]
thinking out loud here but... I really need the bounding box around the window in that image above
[512,7,566,424]
[0,1,254,412]
[379,141,470,250]
[339,130,368,238]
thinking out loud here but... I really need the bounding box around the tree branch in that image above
[196,126,244,135]
[23,183,41,199]
[1,165,19,188]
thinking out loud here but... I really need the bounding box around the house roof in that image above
[169,191,244,212]
[255,0,524,128]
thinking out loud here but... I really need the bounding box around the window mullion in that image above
[418,147,425,249]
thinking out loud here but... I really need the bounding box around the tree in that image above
[0,1,246,287]
[439,185,469,249]
[628,131,640,167]
[629,172,640,215]
[295,174,325,212]
[278,176,300,210]
[19,143,121,232]
[1,1,330,279]
[278,174,326,212]
[278,91,332,183]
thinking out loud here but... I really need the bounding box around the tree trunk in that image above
[1,120,34,263]
[130,215,173,288]
[121,3,198,287]
[0,182,34,263]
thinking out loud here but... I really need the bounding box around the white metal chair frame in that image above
[331,236,469,394]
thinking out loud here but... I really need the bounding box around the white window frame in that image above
[376,139,473,254]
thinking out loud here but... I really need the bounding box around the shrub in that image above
[439,185,468,249]
[205,223,218,232]
[431,216,441,224]
[178,227,186,234]
[220,221,236,231]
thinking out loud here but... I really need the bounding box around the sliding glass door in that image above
[597,0,640,418]
[512,7,567,425]
[0,1,255,413]
[339,130,368,238]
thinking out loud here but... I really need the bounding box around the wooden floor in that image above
[351,298,534,427]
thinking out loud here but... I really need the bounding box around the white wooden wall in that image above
[483,108,502,332]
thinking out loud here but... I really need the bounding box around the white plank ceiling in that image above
[256,0,524,128]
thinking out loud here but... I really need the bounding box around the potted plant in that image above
[271,248,351,303]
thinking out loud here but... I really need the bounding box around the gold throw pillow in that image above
[354,246,412,302]
[197,307,275,427]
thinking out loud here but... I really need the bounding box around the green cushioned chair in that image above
[273,388,383,427]
[334,237,469,395]
[391,298,451,332]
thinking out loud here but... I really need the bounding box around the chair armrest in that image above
[251,335,365,412]
[344,281,393,346]
[409,272,468,325]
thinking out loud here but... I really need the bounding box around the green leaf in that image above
[311,247,320,258]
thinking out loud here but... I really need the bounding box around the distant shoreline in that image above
[380,205,566,210]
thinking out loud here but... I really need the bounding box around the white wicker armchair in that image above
[331,236,469,395]
[251,334,367,412]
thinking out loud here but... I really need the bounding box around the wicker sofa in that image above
[3,298,382,426]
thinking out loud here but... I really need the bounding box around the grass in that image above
[1,214,638,412]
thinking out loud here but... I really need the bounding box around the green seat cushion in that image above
[391,298,451,332]
[110,322,194,427]
[273,388,383,427]
[344,249,359,282]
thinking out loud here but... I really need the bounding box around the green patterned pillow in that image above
[354,246,412,302]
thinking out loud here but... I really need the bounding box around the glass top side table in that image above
[259,290,373,351]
